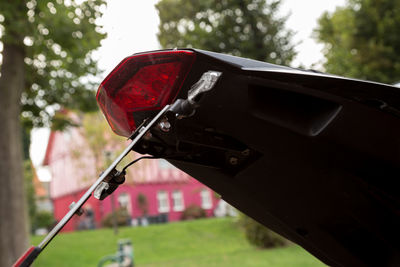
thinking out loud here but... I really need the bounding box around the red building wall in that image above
[102,179,216,221]
[52,178,218,232]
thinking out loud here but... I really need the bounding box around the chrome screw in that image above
[159,121,171,132]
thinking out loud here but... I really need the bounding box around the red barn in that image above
[43,114,219,231]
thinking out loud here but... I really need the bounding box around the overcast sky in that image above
[31,0,346,181]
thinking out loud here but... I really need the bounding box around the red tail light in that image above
[96,50,195,137]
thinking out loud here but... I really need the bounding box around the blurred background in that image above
[1,0,399,266]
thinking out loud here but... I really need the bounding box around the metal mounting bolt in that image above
[229,156,239,165]
[158,121,171,132]
[241,149,250,157]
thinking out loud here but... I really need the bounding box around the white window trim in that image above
[118,193,132,216]
[200,189,212,210]
[172,190,184,212]
[157,191,170,213]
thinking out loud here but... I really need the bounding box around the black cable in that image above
[121,156,159,173]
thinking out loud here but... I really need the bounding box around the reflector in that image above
[96,50,195,137]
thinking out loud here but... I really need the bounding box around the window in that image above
[118,192,132,215]
[200,189,212,210]
[172,190,184,211]
[157,190,170,213]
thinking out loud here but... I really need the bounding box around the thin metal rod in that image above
[38,104,171,250]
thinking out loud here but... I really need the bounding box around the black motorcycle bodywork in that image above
[131,49,400,267]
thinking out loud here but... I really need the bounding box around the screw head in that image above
[159,121,171,132]
[241,149,250,157]
[229,157,239,165]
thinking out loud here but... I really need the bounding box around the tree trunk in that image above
[0,43,29,266]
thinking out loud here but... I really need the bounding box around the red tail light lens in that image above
[96,50,195,137]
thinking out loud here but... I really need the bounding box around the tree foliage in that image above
[181,205,207,220]
[156,0,296,65]
[101,208,131,228]
[32,210,54,230]
[0,1,106,264]
[315,0,400,84]
[239,213,288,248]
[0,0,106,128]
[81,111,128,172]
[137,193,149,216]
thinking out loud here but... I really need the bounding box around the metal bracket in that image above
[93,169,126,201]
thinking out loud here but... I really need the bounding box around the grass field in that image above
[31,217,325,266]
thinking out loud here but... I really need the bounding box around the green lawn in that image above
[31,217,325,266]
